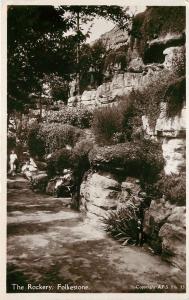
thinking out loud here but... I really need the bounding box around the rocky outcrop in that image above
[142,102,186,174]
[91,25,130,51]
[144,199,186,270]
[68,48,184,109]
[163,46,185,70]
[80,172,120,219]
[68,70,162,108]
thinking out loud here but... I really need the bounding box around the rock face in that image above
[91,25,130,51]
[163,46,185,70]
[144,200,186,270]
[142,102,186,174]
[68,71,162,108]
[80,172,121,219]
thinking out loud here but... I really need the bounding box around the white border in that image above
[1,1,188,300]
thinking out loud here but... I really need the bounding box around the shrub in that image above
[47,106,93,128]
[27,124,46,158]
[89,138,164,183]
[102,204,140,245]
[92,105,123,145]
[7,136,16,152]
[27,122,82,157]
[131,7,185,59]
[165,76,186,117]
[70,139,94,209]
[38,123,82,154]
[172,46,185,77]
[92,99,137,145]
[47,148,72,178]
[103,45,129,72]
[129,70,178,129]
[154,172,186,206]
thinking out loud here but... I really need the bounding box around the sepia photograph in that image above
[2,0,187,296]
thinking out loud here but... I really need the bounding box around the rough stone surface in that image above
[117,177,143,210]
[68,71,158,109]
[142,102,186,175]
[161,207,186,266]
[163,46,185,70]
[91,25,130,51]
[155,103,186,137]
[144,200,186,270]
[80,172,120,218]
[162,137,186,175]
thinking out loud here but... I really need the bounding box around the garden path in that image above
[7,177,185,293]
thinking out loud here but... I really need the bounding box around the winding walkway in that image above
[7,177,185,293]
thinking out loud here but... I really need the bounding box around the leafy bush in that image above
[104,48,128,71]
[89,138,164,183]
[38,123,82,154]
[129,70,177,129]
[92,105,123,145]
[165,76,186,117]
[154,172,186,206]
[46,106,93,129]
[47,148,72,178]
[27,122,82,157]
[70,139,94,209]
[92,99,137,145]
[7,136,16,152]
[102,204,140,245]
[131,7,185,59]
[172,46,185,77]
[27,124,46,158]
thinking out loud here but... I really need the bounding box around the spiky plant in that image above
[102,203,141,246]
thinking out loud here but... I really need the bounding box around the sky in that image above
[85,6,146,43]
[63,6,146,43]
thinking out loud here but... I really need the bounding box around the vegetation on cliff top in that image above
[131,7,185,60]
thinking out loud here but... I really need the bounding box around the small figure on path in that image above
[9,150,18,177]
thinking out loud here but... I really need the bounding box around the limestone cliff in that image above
[91,25,130,51]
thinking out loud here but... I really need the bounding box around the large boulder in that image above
[144,199,186,270]
[80,172,121,219]
[159,206,186,270]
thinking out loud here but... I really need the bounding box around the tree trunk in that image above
[76,11,80,95]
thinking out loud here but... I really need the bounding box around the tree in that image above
[57,5,130,94]
[8,5,130,115]
[7,5,74,115]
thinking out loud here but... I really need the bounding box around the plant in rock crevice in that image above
[102,204,141,246]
